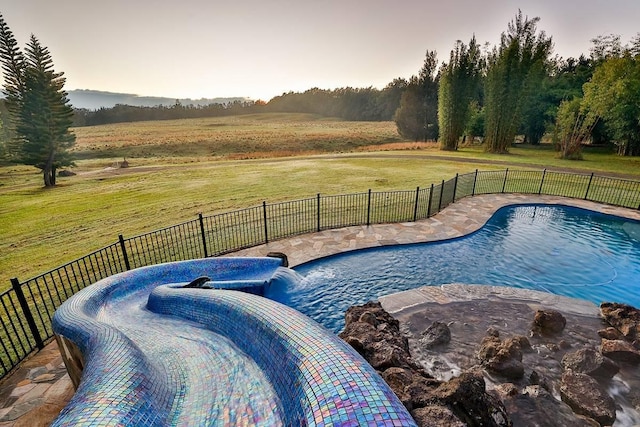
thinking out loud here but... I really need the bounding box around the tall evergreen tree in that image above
[438,37,483,150]
[0,14,75,186]
[0,13,25,161]
[394,51,439,141]
[484,11,552,153]
[19,35,76,185]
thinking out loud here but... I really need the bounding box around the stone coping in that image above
[379,284,601,318]
[230,194,640,267]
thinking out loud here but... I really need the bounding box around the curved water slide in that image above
[52,257,415,426]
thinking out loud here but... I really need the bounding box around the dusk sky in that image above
[2,1,639,101]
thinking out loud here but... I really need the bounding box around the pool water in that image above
[265,204,640,333]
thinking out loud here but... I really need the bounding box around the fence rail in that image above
[2,169,640,380]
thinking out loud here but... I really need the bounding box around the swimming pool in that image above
[265,204,640,333]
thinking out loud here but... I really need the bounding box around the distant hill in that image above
[67,89,250,110]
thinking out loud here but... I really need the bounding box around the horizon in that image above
[2,1,640,101]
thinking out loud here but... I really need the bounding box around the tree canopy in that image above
[582,53,640,156]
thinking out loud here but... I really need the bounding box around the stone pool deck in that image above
[1,194,639,426]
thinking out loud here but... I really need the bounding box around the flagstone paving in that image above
[1,194,638,426]
[231,194,640,265]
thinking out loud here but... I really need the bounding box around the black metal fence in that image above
[2,169,640,380]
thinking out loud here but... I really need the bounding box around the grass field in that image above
[1,113,639,289]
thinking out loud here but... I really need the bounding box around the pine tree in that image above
[0,13,25,161]
[0,14,75,186]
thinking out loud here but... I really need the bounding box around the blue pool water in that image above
[265,204,640,333]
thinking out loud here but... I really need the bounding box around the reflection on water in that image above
[266,205,640,333]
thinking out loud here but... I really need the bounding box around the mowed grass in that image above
[1,113,639,289]
[0,156,507,288]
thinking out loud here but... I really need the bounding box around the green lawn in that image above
[1,114,639,289]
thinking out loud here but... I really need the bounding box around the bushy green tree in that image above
[484,11,552,153]
[438,37,483,150]
[582,53,640,156]
[465,102,485,142]
[394,51,439,141]
[554,97,598,159]
[0,13,75,186]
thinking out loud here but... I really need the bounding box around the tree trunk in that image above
[42,148,55,187]
[43,168,52,187]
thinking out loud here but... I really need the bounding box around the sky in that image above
[2,0,639,101]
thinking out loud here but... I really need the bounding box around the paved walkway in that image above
[1,194,638,426]
[231,194,640,265]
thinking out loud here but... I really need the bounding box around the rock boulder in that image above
[561,347,619,379]
[600,302,640,340]
[600,339,640,364]
[559,371,616,426]
[532,309,566,335]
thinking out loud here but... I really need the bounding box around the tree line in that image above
[1,10,639,187]
[72,100,265,127]
[69,83,407,126]
[71,11,637,158]
[428,12,640,158]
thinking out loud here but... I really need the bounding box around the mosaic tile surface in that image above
[52,257,415,426]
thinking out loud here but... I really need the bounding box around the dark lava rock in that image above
[421,321,451,349]
[600,302,640,340]
[486,327,500,337]
[597,327,622,340]
[411,405,465,427]
[561,347,619,379]
[429,372,511,427]
[527,370,551,392]
[496,384,599,427]
[559,371,616,426]
[341,302,511,427]
[532,309,566,335]
[600,339,640,364]
[381,367,419,409]
[340,302,415,371]
[477,335,524,380]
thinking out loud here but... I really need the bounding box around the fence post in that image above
[118,235,131,271]
[262,201,269,244]
[538,169,546,195]
[317,193,321,232]
[413,187,420,222]
[584,173,594,200]
[452,174,459,202]
[472,169,478,196]
[501,168,509,193]
[11,278,44,351]
[427,184,434,217]
[438,180,445,212]
[366,189,372,226]
[198,213,209,258]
